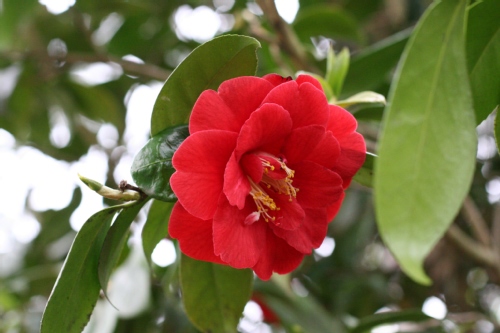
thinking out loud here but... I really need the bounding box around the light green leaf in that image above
[98,199,148,297]
[131,125,189,201]
[326,47,350,99]
[41,206,120,333]
[335,91,386,108]
[180,254,253,333]
[466,0,500,123]
[151,35,261,135]
[374,0,476,285]
[142,199,174,267]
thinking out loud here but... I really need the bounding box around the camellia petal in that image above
[262,80,329,129]
[234,103,292,159]
[190,77,275,134]
[168,202,225,265]
[271,208,328,253]
[326,191,345,222]
[283,125,341,168]
[171,130,238,220]
[252,228,305,280]
[213,196,267,268]
[292,161,344,208]
[223,152,251,209]
[295,74,324,91]
[332,132,366,188]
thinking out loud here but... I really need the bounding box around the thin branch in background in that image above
[64,53,171,82]
[255,0,318,73]
[492,202,500,252]
[460,196,491,247]
[446,224,500,278]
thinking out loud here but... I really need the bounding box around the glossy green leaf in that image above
[351,309,431,333]
[41,206,120,333]
[466,0,500,123]
[180,254,253,333]
[142,199,174,267]
[151,35,261,135]
[353,153,375,188]
[131,125,189,201]
[98,199,148,297]
[342,28,411,98]
[374,0,476,285]
[292,5,363,44]
[254,280,346,333]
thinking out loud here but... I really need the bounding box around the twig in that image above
[64,53,170,81]
[492,202,500,252]
[460,196,491,247]
[255,0,317,73]
[0,50,170,82]
[446,224,500,276]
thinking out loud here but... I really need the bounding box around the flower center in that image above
[247,154,299,223]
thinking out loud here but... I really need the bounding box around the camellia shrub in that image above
[5,0,493,332]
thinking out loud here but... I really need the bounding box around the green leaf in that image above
[98,199,148,297]
[351,309,431,333]
[326,47,350,99]
[131,125,189,201]
[374,0,476,285]
[41,206,120,333]
[335,91,386,108]
[142,199,174,267]
[292,5,364,44]
[353,153,375,188]
[254,280,346,333]
[180,254,253,333]
[151,35,261,135]
[466,0,500,123]
[342,28,411,98]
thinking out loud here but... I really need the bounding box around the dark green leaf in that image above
[131,125,189,201]
[466,0,500,123]
[41,206,120,333]
[342,28,411,98]
[254,280,346,333]
[292,5,364,44]
[98,199,148,297]
[351,309,431,333]
[353,153,375,188]
[150,35,261,135]
[374,0,476,284]
[142,199,174,267]
[180,254,253,333]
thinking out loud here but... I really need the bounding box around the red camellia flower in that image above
[168,74,365,280]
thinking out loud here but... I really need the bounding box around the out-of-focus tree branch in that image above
[0,50,171,82]
[461,196,491,247]
[255,0,318,73]
[446,224,500,277]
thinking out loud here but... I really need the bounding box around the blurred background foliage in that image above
[1,0,499,332]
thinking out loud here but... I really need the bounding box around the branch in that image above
[0,50,170,82]
[64,53,171,81]
[446,224,500,276]
[460,196,491,247]
[255,0,317,73]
